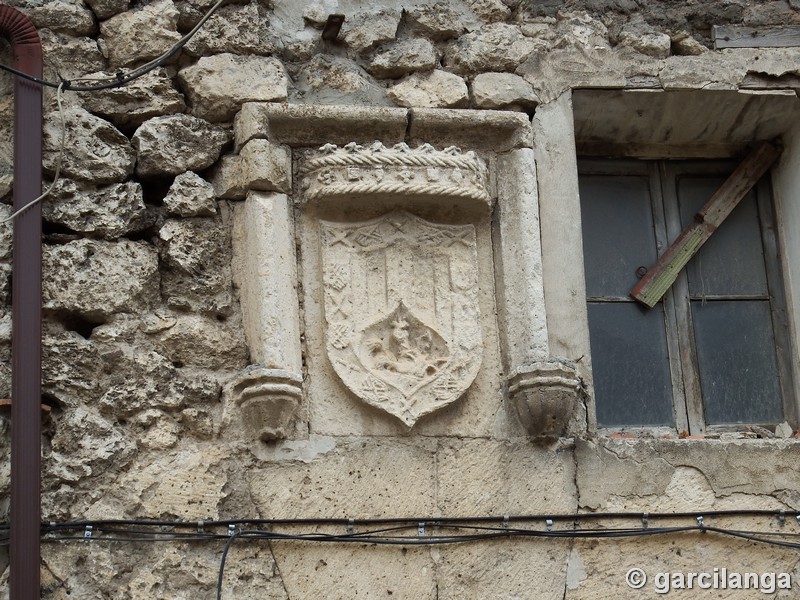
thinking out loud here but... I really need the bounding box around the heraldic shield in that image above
[320,211,483,426]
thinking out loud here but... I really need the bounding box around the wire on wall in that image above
[0,0,226,92]
[0,511,797,599]
[0,81,65,225]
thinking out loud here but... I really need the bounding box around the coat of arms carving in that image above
[320,211,482,426]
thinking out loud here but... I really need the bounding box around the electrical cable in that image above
[0,81,65,226]
[0,0,226,92]
[1,513,798,599]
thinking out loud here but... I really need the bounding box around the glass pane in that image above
[676,175,768,297]
[692,300,782,424]
[580,176,659,298]
[588,302,674,427]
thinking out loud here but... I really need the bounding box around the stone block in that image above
[366,38,438,79]
[388,70,469,108]
[275,545,435,600]
[42,331,103,409]
[78,68,186,130]
[405,2,473,41]
[234,103,408,150]
[98,347,220,418]
[99,0,181,67]
[517,47,627,104]
[178,53,289,122]
[472,72,540,111]
[50,406,136,480]
[43,179,147,240]
[120,446,228,520]
[158,217,234,314]
[437,439,577,515]
[291,55,390,107]
[133,114,229,178]
[444,23,538,75]
[151,313,248,371]
[43,106,135,185]
[437,542,570,600]
[408,107,532,151]
[213,139,291,199]
[84,0,128,20]
[40,30,105,84]
[340,9,401,55]
[18,0,96,36]
[576,438,800,511]
[43,239,159,321]
[163,171,217,217]
[183,1,278,57]
[248,438,438,518]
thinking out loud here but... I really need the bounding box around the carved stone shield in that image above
[320,211,482,426]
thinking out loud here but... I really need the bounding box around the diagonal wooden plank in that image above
[631,141,781,308]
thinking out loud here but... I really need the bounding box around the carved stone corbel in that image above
[508,361,581,438]
[495,148,580,437]
[230,191,304,440]
[225,367,302,441]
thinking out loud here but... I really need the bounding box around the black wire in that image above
[0,0,225,92]
[216,530,238,600]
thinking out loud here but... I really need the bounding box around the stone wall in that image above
[1,0,800,598]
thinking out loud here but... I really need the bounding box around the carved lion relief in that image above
[320,211,482,426]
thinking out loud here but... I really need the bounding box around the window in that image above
[579,159,794,434]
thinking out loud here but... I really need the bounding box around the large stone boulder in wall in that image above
[15,0,96,36]
[183,1,279,57]
[132,114,229,178]
[163,172,217,218]
[43,106,136,185]
[444,23,538,74]
[43,239,159,321]
[43,179,147,240]
[99,0,182,67]
[157,217,234,315]
[178,53,289,122]
[78,68,187,130]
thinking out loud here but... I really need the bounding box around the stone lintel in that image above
[408,107,533,152]
[234,102,409,151]
[299,141,491,206]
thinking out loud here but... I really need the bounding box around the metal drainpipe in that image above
[0,5,43,599]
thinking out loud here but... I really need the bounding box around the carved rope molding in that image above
[300,142,491,203]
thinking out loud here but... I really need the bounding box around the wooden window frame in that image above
[579,157,796,435]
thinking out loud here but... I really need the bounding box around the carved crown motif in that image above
[300,141,490,203]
